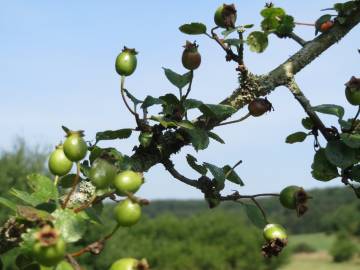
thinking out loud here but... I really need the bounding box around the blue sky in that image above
[1,1,360,199]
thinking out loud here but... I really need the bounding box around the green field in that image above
[282,233,360,270]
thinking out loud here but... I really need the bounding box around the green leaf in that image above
[150,115,177,128]
[95,128,132,143]
[123,89,142,106]
[52,209,87,243]
[186,154,207,175]
[243,24,254,29]
[311,148,339,181]
[27,174,58,203]
[349,165,360,182]
[159,93,180,106]
[223,39,242,47]
[183,128,209,151]
[276,15,295,37]
[183,99,203,110]
[203,162,226,190]
[176,120,195,130]
[221,28,237,38]
[208,131,225,144]
[17,205,53,222]
[246,31,268,53]
[163,68,192,89]
[340,133,360,149]
[0,196,17,211]
[10,189,40,206]
[179,22,207,35]
[141,95,164,109]
[339,119,352,130]
[261,7,286,18]
[83,207,102,224]
[244,203,267,229]
[302,117,314,130]
[222,165,244,186]
[312,104,344,119]
[285,132,308,144]
[199,104,236,119]
[325,140,358,169]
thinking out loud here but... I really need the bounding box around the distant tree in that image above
[330,232,358,262]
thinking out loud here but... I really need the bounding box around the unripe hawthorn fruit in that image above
[114,198,142,227]
[319,20,334,32]
[280,185,304,209]
[263,224,288,242]
[32,227,66,267]
[345,76,360,105]
[182,41,201,70]
[115,47,138,76]
[113,170,143,196]
[90,158,117,189]
[48,145,73,176]
[109,258,149,270]
[63,131,87,162]
[214,4,237,29]
[248,98,273,117]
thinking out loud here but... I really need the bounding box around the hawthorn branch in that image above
[209,27,239,62]
[288,32,307,47]
[286,78,335,141]
[162,159,200,188]
[131,4,360,172]
[220,191,280,201]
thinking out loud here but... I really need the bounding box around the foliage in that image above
[330,232,358,262]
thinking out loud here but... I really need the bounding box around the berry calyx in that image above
[48,145,73,176]
[114,198,142,227]
[345,76,360,105]
[182,41,201,70]
[90,158,117,189]
[248,98,273,117]
[214,4,237,29]
[280,185,309,216]
[32,226,66,267]
[113,170,143,196]
[63,131,87,162]
[109,258,149,270]
[115,47,138,76]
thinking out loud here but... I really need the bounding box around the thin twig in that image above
[288,32,307,47]
[220,192,280,201]
[120,76,141,123]
[162,159,199,188]
[74,191,116,213]
[216,113,251,126]
[182,70,194,100]
[208,27,239,62]
[62,162,80,209]
[65,254,82,270]
[70,224,120,258]
[286,78,334,141]
[251,197,269,223]
[54,175,59,186]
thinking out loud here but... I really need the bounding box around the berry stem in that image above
[251,197,269,223]
[54,175,59,186]
[62,162,81,209]
[295,21,315,27]
[216,113,251,126]
[182,70,194,101]
[120,76,142,126]
[350,105,360,131]
[69,224,120,258]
